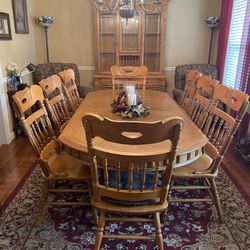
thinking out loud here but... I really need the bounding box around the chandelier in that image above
[92,0,162,19]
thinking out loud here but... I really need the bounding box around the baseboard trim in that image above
[78,66,95,71]
[164,66,176,71]
[8,132,15,143]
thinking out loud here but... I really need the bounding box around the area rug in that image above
[0,166,249,250]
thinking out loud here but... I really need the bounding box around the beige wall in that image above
[0,0,38,81]
[0,0,38,140]
[33,0,95,89]
[165,0,221,92]
[32,0,221,92]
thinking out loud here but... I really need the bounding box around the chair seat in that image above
[46,153,90,180]
[91,198,168,215]
[173,153,213,176]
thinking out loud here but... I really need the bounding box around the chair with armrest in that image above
[187,75,219,127]
[33,62,90,98]
[111,65,148,91]
[171,84,249,224]
[58,69,82,112]
[180,70,202,111]
[38,75,71,132]
[12,85,91,222]
[82,113,183,250]
[173,64,219,104]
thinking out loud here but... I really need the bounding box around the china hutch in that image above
[93,1,169,91]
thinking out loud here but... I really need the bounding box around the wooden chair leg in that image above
[209,178,224,224]
[92,207,98,225]
[154,212,164,250]
[95,210,106,250]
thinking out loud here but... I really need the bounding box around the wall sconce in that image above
[37,16,54,63]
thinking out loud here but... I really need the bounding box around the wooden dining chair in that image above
[187,75,219,128]
[12,85,91,221]
[171,85,249,223]
[82,113,183,250]
[180,70,202,112]
[58,69,82,112]
[111,65,148,91]
[38,75,71,132]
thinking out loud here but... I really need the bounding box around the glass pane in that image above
[144,13,161,72]
[120,16,139,52]
[99,14,115,72]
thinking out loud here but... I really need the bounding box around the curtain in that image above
[216,0,233,81]
[235,1,250,94]
[236,1,250,139]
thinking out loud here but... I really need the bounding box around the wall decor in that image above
[12,0,29,34]
[0,12,12,40]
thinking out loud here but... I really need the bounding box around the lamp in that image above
[16,63,36,90]
[17,63,36,83]
[37,16,54,63]
[205,16,220,64]
[92,0,162,22]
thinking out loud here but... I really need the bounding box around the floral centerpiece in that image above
[111,91,149,118]
[6,62,19,84]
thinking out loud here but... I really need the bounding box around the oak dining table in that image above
[59,89,208,167]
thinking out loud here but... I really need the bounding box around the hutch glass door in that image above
[99,13,116,72]
[119,15,140,66]
[144,13,161,72]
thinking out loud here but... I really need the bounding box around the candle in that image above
[125,85,135,95]
[127,93,137,106]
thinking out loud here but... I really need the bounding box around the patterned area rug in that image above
[0,166,249,250]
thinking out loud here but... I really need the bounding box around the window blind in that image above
[223,0,248,90]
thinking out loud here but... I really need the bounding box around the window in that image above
[223,0,248,90]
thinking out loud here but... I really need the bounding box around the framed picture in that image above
[0,12,12,40]
[12,0,29,34]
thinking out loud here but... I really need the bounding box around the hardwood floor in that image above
[222,141,250,202]
[0,136,35,212]
[0,136,249,214]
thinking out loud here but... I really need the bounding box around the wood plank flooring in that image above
[0,136,249,212]
[0,137,35,211]
[223,141,250,201]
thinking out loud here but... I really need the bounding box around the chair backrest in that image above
[83,113,183,204]
[111,65,148,91]
[188,75,219,127]
[196,75,219,98]
[203,85,249,156]
[12,85,55,157]
[38,75,71,130]
[180,70,202,108]
[58,69,81,112]
[38,74,63,97]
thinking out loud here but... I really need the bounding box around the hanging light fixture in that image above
[92,0,162,19]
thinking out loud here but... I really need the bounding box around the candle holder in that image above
[111,90,149,118]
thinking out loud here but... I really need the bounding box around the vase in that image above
[8,75,17,84]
